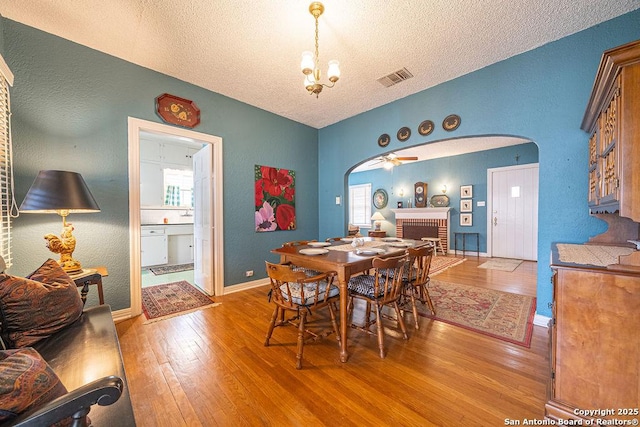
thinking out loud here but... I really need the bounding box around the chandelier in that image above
[300,2,340,97]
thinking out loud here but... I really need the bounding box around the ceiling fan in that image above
[372,153,419,169]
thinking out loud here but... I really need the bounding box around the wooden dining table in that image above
[271,237,429,362]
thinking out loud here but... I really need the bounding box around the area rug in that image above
[419,280,536,347]
[430,256,466,276]
[150,263,194,275]
[142,280,220,324]
[477,258,523,272]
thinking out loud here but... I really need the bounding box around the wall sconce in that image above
[442,184,447,194]
[398,188,405,197]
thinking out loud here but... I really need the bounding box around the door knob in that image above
[493,217,497,226]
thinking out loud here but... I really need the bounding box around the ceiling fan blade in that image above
[396,156,418,161]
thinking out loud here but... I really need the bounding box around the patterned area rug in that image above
[478,258,523,272]
[150,263,194,275]
[430,256,466,276]
[419,280,536,347]
[142,280,220,323]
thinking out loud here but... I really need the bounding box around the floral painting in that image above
[255,165,296,232]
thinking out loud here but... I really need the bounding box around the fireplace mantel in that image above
[392,208,451,254]
[392,207,451,220]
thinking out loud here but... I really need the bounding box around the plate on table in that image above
[308,242,331,247]
[299,248,329,256]
[387,241,413,248]
[341,238,354,243]
[382,237,401,242]
[355,248,386,256]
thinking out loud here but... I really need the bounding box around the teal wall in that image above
[3,19,319,310]
[318,10,640,318]
[349,142,539,251]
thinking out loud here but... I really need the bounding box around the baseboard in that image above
[222,277,270,294]
[112,307,133,323]
[533,313,551,328]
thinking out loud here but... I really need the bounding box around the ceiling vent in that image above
[377,68,414,87]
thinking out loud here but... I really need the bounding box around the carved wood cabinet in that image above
[547,249,640,422]
[545,39,640,422]
[582,39,640,222]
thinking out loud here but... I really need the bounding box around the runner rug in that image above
[142,280,220,324]
[419,280,536,347]
[150,263,194,275]
[430,256,466,276]
[477,258,523,272]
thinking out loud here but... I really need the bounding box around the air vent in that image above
[377,68,414,87]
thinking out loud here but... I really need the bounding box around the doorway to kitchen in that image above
[128,118,224,318]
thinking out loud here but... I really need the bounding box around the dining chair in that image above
[403,246,436,329]
[347,255,408,358]
[282,240,321,276]
[325,237,344,242]
[264,261,341,369]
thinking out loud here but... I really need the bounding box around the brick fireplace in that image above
[391,208,451,254]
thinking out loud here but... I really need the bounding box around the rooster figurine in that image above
[44,222,82,273]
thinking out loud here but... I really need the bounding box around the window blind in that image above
[0,59,16,269]
[349,183,371,227]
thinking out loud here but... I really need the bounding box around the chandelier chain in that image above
[314,15,320,70]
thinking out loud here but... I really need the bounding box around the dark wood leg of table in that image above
[338,274,349,363]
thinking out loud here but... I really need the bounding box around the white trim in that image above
[222,277,270,295]
[0,55,13,87]
[128,117,224,316]
[533,313,551,328]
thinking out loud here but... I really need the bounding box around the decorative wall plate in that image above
[418,120,434,136]
[397,127,411,141]
[156,93,201,128]
[378,133,391,147]
[442,114,461,131]
[373,188,388,209]
[430,194,450,207]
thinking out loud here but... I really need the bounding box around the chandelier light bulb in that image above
[327,60,340,82]
[300,2,339,97]
[301,51,314,75]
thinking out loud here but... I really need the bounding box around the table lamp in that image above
[371,212,385,231]
[20,170,100,273]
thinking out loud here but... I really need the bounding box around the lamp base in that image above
[43,221,83,274]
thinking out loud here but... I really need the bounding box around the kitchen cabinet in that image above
[141,227,168,267]
[168,233,194,264]
[162,144,199,168]
[140,162,164,207]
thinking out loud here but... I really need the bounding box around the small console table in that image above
[453,232,480,259]
[70,266,108,305]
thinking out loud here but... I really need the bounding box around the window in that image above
[0,56,15,268]
[163,168,193,207]
[349,183,371,228]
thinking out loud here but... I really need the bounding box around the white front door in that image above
[193,144,214,295]
[488,164,539,260]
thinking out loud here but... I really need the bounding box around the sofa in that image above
[0,257,135,426]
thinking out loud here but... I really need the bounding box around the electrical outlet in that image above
[245,270,254,277]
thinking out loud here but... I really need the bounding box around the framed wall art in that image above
[460,185,473,198]
[373,188,388,209]
[460,200,472,212]
[460,213,473,226]
[255,165,296,232]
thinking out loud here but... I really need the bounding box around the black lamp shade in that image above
[20,170,100,213]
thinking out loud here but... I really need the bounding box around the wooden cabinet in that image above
[368,230,386,238]
[546,246,640,422]
[581,39,640,222]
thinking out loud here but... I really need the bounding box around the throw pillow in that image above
[0,259,83,348]
[0,347,68,423]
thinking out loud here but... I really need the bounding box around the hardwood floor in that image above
[115,257,548,426]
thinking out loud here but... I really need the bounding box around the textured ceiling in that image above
[1,0,639,129]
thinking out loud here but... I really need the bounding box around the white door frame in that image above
[128,117,224,316]
[486,163,539,260]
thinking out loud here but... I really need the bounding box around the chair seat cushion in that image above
[348,274,387,299]
[280,282,339,306]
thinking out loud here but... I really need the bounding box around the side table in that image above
[453,232,480,259]
[70,266,108,305]
[368,230,387,238]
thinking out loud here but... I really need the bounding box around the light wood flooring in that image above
[115,256,548,426]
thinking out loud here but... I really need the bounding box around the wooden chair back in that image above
[282,240,317,247]
[370,255,406,303]
[265,261,337,310]
[406,246,433,287]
